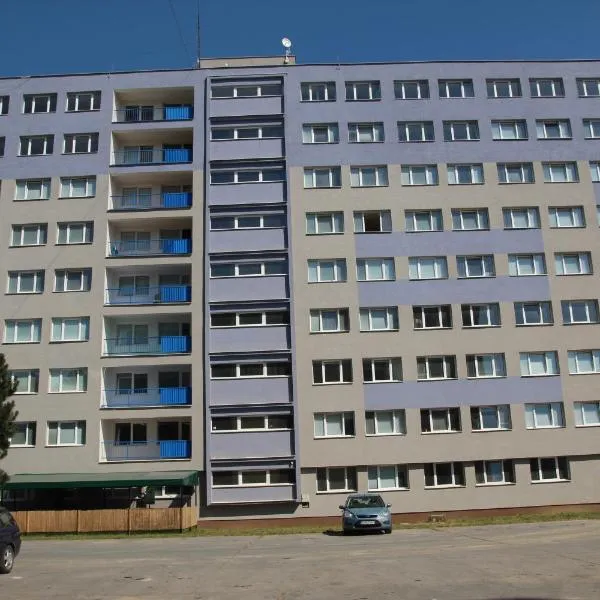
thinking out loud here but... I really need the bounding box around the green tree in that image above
[0,353,18,485]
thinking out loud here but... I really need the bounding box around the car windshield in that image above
[347,495,385,509]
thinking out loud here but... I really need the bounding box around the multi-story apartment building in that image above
[0,56,599,519]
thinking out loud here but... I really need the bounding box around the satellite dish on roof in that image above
[281,38,292,64]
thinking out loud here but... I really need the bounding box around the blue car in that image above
[0,507,21,574]
[339,493,393,534]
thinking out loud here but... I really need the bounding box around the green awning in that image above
[1,470,199,490]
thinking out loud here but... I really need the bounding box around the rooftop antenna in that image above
[195,0,201,68]
[281,37,292,64]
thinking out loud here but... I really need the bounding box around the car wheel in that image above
[342,529,352,536]
[0,544,15,574]
[384,528,392,534]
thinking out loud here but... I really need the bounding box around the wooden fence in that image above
[12,507,197,534]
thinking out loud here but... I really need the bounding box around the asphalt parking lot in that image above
[2,520,599,600]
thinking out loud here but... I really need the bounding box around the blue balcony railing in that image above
[102,439,191,461]
[112,147,193,166]
[114,105,194,123]
[102,387,191,408]
[103,336,191,356]
[105,285,191,305]
[108,238,192,257]
[111,192,192,211]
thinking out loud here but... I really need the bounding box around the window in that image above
[574,401,600,427]
[23,93,57,113]
[15,178,51,200]
[316,467,357,493]
[54,269,91,292]
[211,83,282,98]
[439,79,474,98]
[461,303,501,328]
[354,211,392,233]
[19,135,54,156]
[47,421,86,446]
[405,210,442,232]
[10,224,47,247]
[413,305,452,329]
[503,207,540,229]
[350,166,388,187]
[313,413,355,437]
[210,260,287,278]
[348,122,384,143]
[491,120,528,140]
[301,123,339,144]
[210,311,288,328]
[536,119,571,140]
[443,121,480,141]
[470,405,511,431]
[7,271,44,294]
[530,78,564,98]
[210,214,285,231]
[63,133,99,154]
[368,465,409,491]
[356,258,395,281]
[310,309,350,333]
[451,209,489,231]
[303,167,341,189]
[530,457,569,482]
[308,259,347,283]
[212,469,293,487]
[408,256,448,280]
[57,222,93,245]
[50,317,90,342]
[306,212,344,234]
[0,95,8,114]
[401,164,438,186]
[301,82,336,102]
[542,162,579,183]
[365,410,406,435]
[424,462,465,487]
[583,119,600,139]
[359,307,399,332]
[10,423,36,447]
[0,137,4,156]
[486,79,522,98]
[448,163,484,184]
[49,368,88,392]
[210,165,285,185]
[568,350,600,374]
[10,369,39,394]
[591,161,600,182]
[549,206,585,228]
[508,254,547,276]
[519,352,559,376]
[577,78,600,97]
[555,252,592,275]
[457,255,495,278]
[4,319,41,344]
[514,302,553,326]
[398,121,434,142]
[66,91,101,112]
[345,81,381,101]
[312,360,352,384]
[394,80,430,99]
[497,162,535,186]
[211,415,292,432]
[417,356,457,380]
[210,362,290,379]
[211,124,283,140]
[561,300,599,324]
[475,460,515,485]
[362,358,403,383]
[466,354,506,378]
[60,176,96,198]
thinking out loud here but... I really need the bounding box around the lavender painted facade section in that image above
[209,275,288,302]
[208,182,286,205]
[210,326,290,353]
[209,96,283,118]
[209,378,292,406]
[364,377,564,410]
[209,229,287,253]
[211,485,295,504]
[210,138,284,161]
[210,430,294,459]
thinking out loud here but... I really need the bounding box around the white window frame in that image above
[577,78,600,97]
[353,211,392,233]
[525,403,565,429]
[394,80,430,99]
[497,162,535,184]
[591,161,600,182]
[461,303,501,328]
[7,271,44,294]
[542,162,579,183]
[503,207,540,229]
[548,206,585,228]
[491,120,528,140]
[421,407,462,433]
[514,301,553,326]
[424,462,465,488]
[316,467,357,493]
[519,352,559,377]
[367,465,409,491]
[303,167,342,189]
[210,167,285,185]
[57,222,93,245]
[210,260,287,278]
[568,350,600,374]
[307,259,347,283]
[583,119,600,139]
[457,255,495,278]
[530,457,569,482]
[408,257,448,280]
[365,410,406,436]
[451,209,489,231]
[530,78,564,98]
[400,164,438,186]
[443,120,480,141]
[466,354,506,379]
[574,401,600,427]
[508,254,547,276]
[359,307,399,332]
[211,415,292,432]
[60,176,96,198]
[211,124,284,141]
[561,300,599,325]
[350,166,388,187]
[211,83,282,98]
[405,210,443,232]
[362,358,403,383]
[301,123,339,144]
[412,305,452,329]
[10,369,39,394]
[50,317,90,342]
[305,212,344,235]
[0,95,8,115]
[23,93,56,113]
[310,309,349,333]
[46,421,86,446]
[536,119,572,140]
[313,412,355,438]
[348,122,384,143]
[212,469,292,488]
[210,362,289,379]
[4,319,41,344]
[448,163,484,185]
[10,422,36,447]
[63,133,98,154]
[345,81,381,101]
[439,79,474,98]
[470,405,512,431]
[300,82,336,102]
[19,135,53,156]
[210,214,284,231]
[54,269,90,293]
[66,91,101,112]
[486,79,522,98]
[11,224,47,247]
[49,368,88,393]
[398,121,434,142]
[210,310,287,329]
[417,356,457,381]
[555,252,592,275]
[312,360,353,385]
[15,178,51,200]
[474,460,515,486]
[356,258,396,281]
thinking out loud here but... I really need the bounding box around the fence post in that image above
[25,511,30,534]
[179,506,184,532]
[127,508,131,534]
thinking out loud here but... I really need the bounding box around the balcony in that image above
[108,238,192,257]
[114,105,193,123]
[111,147,192,166]
[102,440,191,461]
[111,191,192,211]
[105,284,191,306]
[103,336,191,356]
[102,387,191,408]
[210,430,293,460]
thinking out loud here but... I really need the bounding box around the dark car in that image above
[339,493,392,534]
[0,506,21,574]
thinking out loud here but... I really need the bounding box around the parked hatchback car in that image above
[339,493,392,534]
[0,506,21,574]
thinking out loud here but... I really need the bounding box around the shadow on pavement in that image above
[322,529,344,536]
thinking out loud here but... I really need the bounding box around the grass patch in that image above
[22,511,600,540]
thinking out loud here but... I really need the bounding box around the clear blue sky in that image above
[1,0,600,76]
